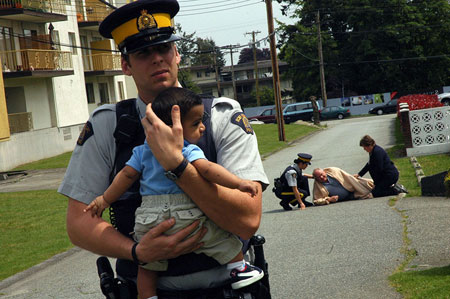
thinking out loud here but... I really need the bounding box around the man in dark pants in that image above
[273,153,313,210]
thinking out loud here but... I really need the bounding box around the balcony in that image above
[1,49,73,78]
[83,53,122,76]
[76,0,113,31]
[0,0,67,23]
[8,112,32,133]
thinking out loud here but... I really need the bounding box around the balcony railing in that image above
[0,0,66,15]
[75,0,113,23]
[83,53,121,71]
[8,112,33,133]
[0,49,73,72]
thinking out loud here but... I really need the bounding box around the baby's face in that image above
[182,104,205,144]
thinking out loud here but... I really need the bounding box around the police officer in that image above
[274,153,313,211]
[58,0,269,296]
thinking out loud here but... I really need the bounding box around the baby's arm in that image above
[191,159,258,197]
[84,165,140,217]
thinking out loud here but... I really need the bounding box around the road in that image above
[1,114,405,298]
[259,114,403,298]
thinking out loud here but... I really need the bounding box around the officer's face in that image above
[122,42,181,103]
[298,162,308,170]
[182,104,205,144]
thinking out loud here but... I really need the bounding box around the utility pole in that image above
[317,10,328,108]
[245,30,261,106]
[265,0,285,142]
[213,50,221,97]
[224,45,238,101]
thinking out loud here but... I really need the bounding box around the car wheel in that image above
[377,109,383,115]
[337,114,344,120]
[442,99,450,106]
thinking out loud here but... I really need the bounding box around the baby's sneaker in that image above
[230,263,264,289]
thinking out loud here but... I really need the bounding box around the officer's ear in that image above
[121,55,132,75]
[173,44,181,65]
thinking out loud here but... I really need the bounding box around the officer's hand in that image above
[142,103,184,170]
[136,218,207,263]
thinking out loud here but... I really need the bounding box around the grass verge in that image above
[0,190,72,280]
[387,118,450,298]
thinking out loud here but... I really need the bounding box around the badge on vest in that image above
[77,121,94,146]
[231,112,253,135]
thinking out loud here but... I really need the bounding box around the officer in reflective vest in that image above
[275,153,313,211]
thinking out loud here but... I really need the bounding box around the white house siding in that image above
[51,11,89,128]
[0,125,82,171]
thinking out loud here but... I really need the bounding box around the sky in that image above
[174,0,296,65]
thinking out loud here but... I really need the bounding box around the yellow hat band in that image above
[111,12,172,46]
[298,157,311,163]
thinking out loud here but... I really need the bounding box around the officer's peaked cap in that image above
[99,0,180,55]
[296,153,312,165]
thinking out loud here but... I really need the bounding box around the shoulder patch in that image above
[231,112,253,135]
[77,121,94,146]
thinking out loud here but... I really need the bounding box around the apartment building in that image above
[180,59,293,106]
[0,0,137,171]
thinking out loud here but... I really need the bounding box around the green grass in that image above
[0,190,73,280]
[389,265,450,299]
[253,123,321,156]
[11,151,72,171]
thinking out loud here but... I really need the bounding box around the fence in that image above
[401,105,450,156]
[0,49,72,71]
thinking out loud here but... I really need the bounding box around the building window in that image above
[86,83,95,103]
[68,32,77,55]
[196,72,201,78]
[118,81,125,100]
[99,83,109,103]
[205,71,210,77]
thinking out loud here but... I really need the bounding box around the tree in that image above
[191,37,226,67]
[277,0,450,98]
[175,24,196,66]
[249,86,275,107]
[237,48,271,64]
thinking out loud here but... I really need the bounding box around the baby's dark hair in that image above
[152,87,203,126]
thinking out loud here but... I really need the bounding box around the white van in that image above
[283,101,321,123]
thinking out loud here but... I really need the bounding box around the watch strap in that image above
[166,157,189,180]
[131,242,147,266]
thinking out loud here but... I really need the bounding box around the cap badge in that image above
[137,10,157,31]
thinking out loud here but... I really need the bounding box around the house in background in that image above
[180,60,293,106]
[0,0,137,171]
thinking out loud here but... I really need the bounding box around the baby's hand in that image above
[83,195,110,217]
[238,180,258,197]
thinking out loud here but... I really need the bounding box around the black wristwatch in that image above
[164,158,189,181]
[131,242,147,266]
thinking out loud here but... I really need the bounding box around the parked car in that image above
[283,101,322,123]
[368,99,398,115]
[438,93,450,106]
[319,106,351,120]
[248,107,276,123]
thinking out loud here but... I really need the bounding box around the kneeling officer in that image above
[273,153,313,211]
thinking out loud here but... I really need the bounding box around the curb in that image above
[0,247,81,290]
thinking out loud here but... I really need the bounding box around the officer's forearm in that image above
[176,163,262,239]
[66,198,134,260]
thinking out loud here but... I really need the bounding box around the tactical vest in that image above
[110,96,220,277]
[279,165,302,192]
